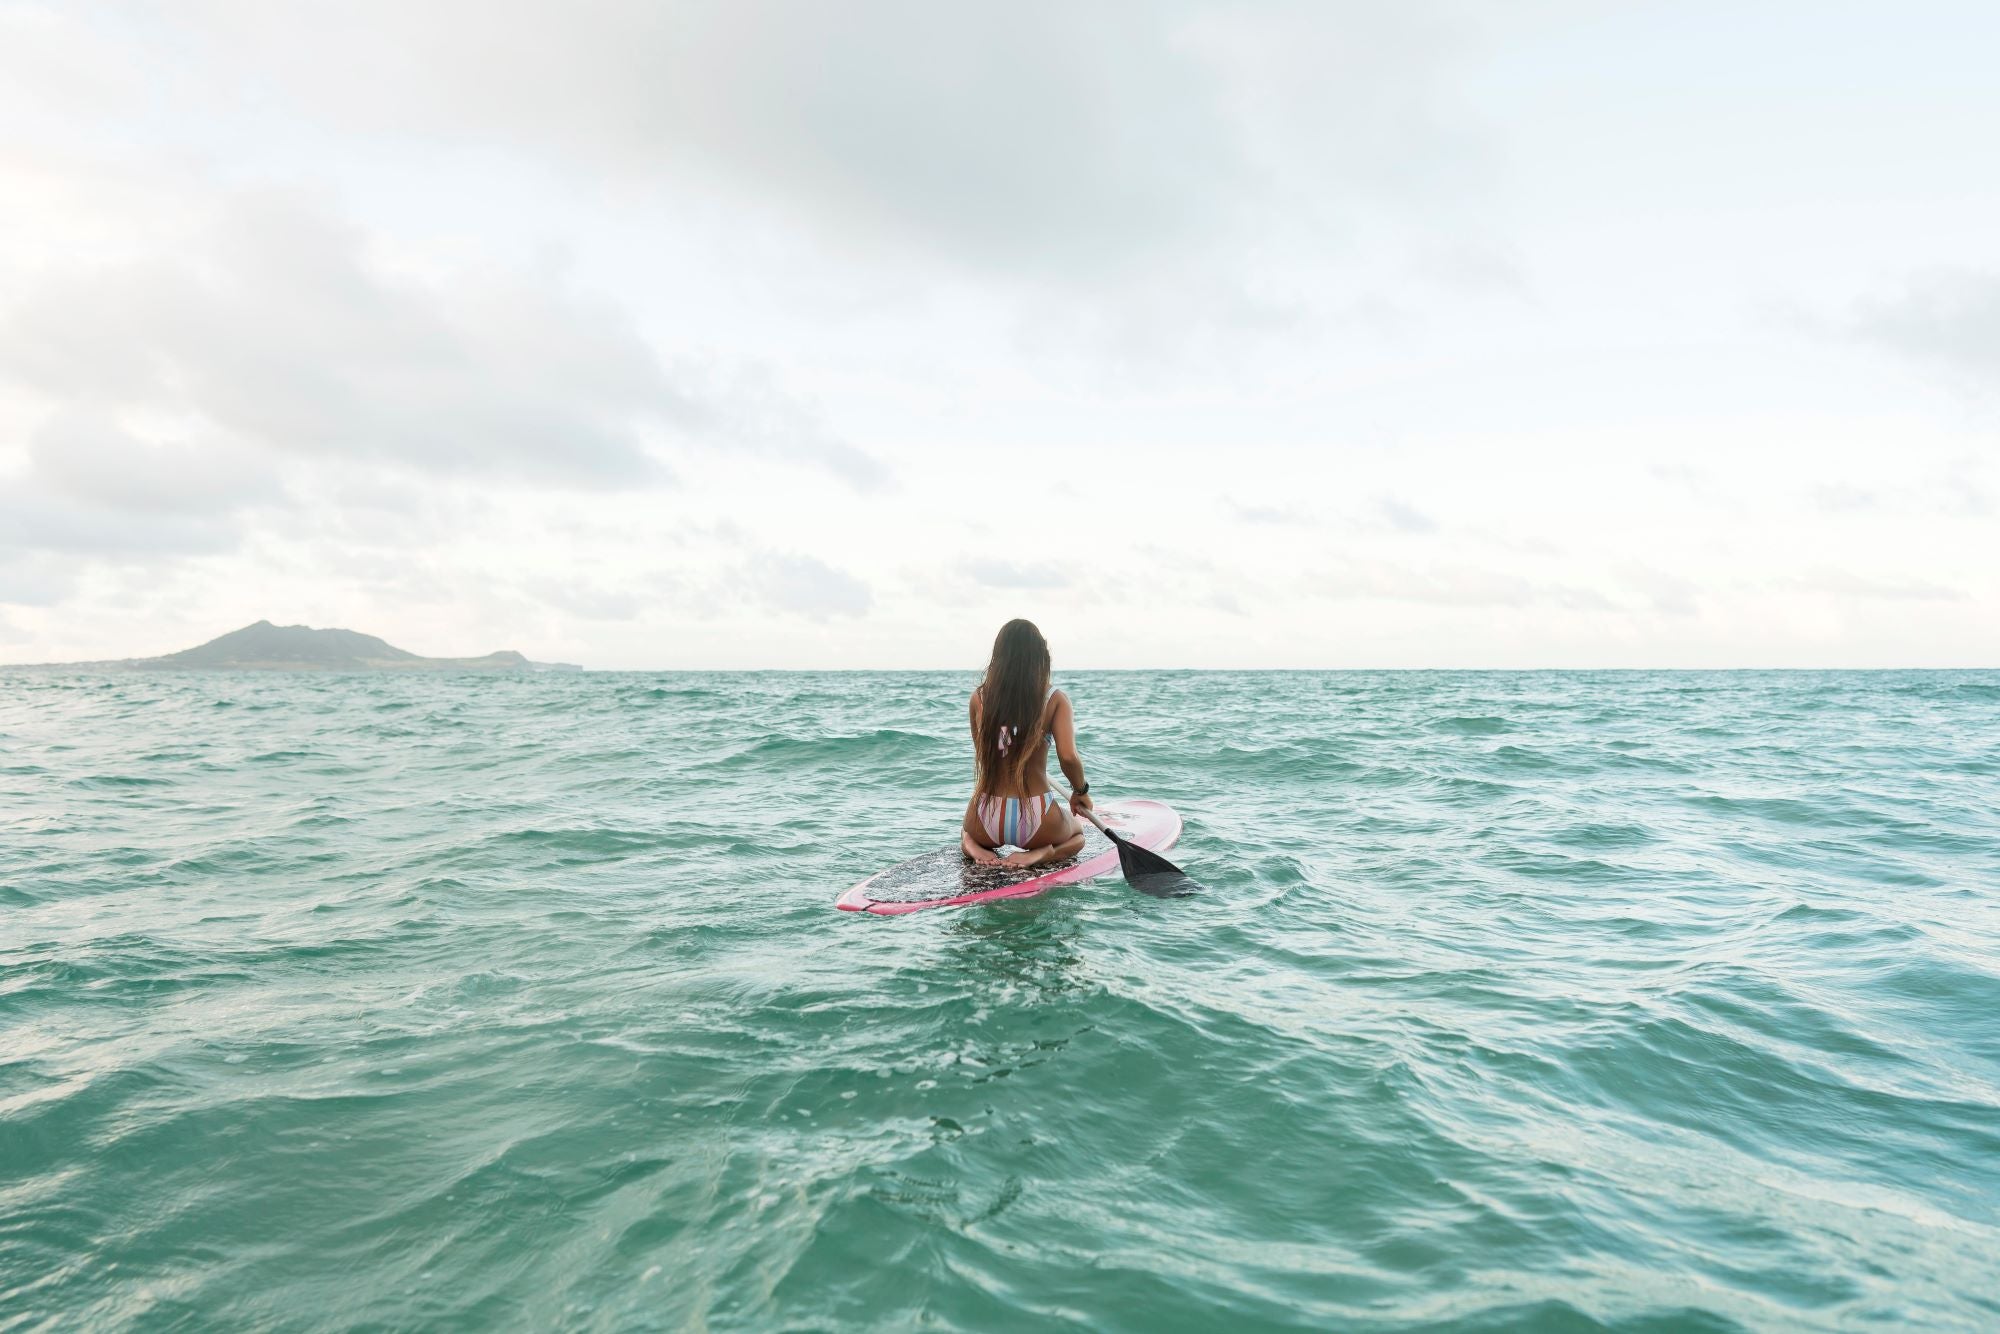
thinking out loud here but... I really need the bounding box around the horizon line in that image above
[4,663,1996,674]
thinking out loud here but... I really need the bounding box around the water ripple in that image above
[2,669,1998,1329]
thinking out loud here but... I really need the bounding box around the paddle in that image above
[1067,795,1201,898]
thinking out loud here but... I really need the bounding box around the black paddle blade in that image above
[1106,829,1201,898]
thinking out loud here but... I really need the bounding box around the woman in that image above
[961,619,1093,868]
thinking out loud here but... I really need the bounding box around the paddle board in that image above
[836,798,1182,915]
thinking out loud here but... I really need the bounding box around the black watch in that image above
[1074,781,1089,796]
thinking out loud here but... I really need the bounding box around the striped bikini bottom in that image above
[975,791,1063,848]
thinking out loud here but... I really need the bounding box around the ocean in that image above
[3,670,1997,1331]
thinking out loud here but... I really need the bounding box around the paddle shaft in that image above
[1052,782,1112,837]
[1069,796,1156,860]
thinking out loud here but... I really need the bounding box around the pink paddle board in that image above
[836,798,1182,915]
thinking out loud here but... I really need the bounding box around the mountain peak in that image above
[6,622,582,673]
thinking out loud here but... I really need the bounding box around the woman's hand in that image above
[1069,789,1094,818]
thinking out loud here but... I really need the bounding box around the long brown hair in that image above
[976,619,1051,789]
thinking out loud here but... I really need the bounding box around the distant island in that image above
[4,621,583,673]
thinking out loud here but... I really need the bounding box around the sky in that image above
[2,0,1996,668]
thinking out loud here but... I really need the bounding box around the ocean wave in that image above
[2,669,1997,1329]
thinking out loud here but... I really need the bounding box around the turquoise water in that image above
[4,670,1998,1331]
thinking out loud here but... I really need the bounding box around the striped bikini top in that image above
[984,686,1056,756]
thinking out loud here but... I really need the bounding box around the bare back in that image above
[970,686,1079,798]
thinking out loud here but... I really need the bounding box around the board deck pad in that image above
[860,823,1116,903]
[837,799,1182,915]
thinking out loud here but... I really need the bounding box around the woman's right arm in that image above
[1050,690,1093,814]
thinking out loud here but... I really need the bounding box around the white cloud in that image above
[0,551,77,607]
[1848,269,2000,391]
[962,558,1070,591]
[162,1,1491,283]
[1227,498,1316,528]
[0,488,249,560]
[2,1,1997,666]
[739,553,872,620]
[0,189,851,488]
[28,411,283,516]
[1311,558,1613,612]
[1373,496,1439,535]
[1778,569,1967,603]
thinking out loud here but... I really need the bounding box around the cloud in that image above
[740,552,871,619]
[28,410,284,516]
[1411,241,1530,298]
[1202,589,1248,617]
[0,403,289,595]
[709,364,890,491]
[1232,494,1438,535]
[1802,460,1990,520]
[1933,457,1992,518]
[0,489,248,562]
[1227,497,1316,527]
[1847,269,2000,390]
[0,552,78,607]
[1778,569,1967,602]
[1,192,674,485]
[1312,558,1612,610]
[9,2,1991,670]
[3,3,1527,382]
[961,558,1070,590]
[520,577,654,622]
[0,189,878,493]
[1374,496,1438,534]
[1619,565,1699,617]
[161,2,1494,288]
[1810,482,1880,514]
